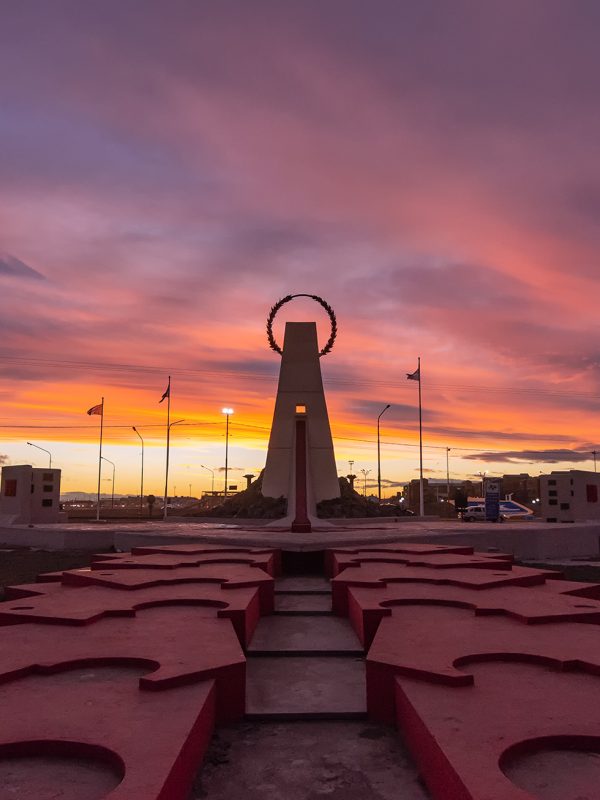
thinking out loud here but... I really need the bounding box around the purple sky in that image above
[2,2,600,491]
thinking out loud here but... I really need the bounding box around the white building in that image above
[540,469,600,522]
[0,464,64,524]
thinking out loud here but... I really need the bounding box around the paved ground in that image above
[2,518,599,560]
[190,721,430,800]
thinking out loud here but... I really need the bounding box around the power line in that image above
[1,352,598,401]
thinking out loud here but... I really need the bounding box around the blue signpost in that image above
[484,479,501,522]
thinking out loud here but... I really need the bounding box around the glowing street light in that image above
[222,408,234,498]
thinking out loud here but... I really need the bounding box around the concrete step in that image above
[247,615,363,656]
[274,593,332,614]
[274,576,331,595]
[245,656,367,719]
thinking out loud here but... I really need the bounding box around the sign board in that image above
[228,485,238,491]
[484,479,501,522]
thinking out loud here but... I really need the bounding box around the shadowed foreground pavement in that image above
[190,721,429,800]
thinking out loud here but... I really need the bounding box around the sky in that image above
[1,1,600,497]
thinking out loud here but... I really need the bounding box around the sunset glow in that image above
[2,3,600,496]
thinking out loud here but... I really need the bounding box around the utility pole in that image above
[593,450,597,472]
[446,447,451,501]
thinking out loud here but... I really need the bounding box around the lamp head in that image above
[222,407,234,415]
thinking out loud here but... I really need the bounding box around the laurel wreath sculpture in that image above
[266,294,337,357]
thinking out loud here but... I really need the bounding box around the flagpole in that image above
[96,397,104,522]
[163,376,171,521]
[418,357,424,517]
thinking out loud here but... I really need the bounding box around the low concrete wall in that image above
[1,520,599,560]
[0,526,115,551]
[396,523,600,561]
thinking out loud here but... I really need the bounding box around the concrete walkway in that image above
[193,574,429,798]
[245,576,367,719]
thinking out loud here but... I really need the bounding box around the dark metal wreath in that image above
[266,294,337,357]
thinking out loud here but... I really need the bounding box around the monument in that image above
[262,295,341,530]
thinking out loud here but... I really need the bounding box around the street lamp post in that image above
[132,427,144,513]
[101,456,115,509]
[222,408,234,498]
[446,447,451,502]
[593,450,598,472]
[377,405,391,502]
[163,419,185,520]
[201,465,215,494]
[478,471,487,497]
[26,442,52,468]
[360,468,371,497]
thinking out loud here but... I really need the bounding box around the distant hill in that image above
[60,491,129,501]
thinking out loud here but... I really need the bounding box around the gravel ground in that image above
[189,721,430,800]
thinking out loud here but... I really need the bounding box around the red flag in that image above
[87,403,103,416]
[159,377,171,404]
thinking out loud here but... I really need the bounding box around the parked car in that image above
[463,505,505,522]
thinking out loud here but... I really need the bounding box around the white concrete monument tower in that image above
[262,295,340,531]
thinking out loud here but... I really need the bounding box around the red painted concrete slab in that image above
[4,582,69,600]
[0,665,216,800]
[57,563,274,613]
[394,662,600,800]
[324,544,476,576]
[539,578,600,600]
[331,562,559,615]
[132,544,282,575]
[346,583,600,648]
[91,551,276,577]
[330,551,513,578]
[0,583,260,647]
[367,605,600,724]
[0,605,245,722]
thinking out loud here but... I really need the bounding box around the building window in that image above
[549,499,558,506]
[43,485,53,493]
[4,479,17,497]
[548,480,556,486]
[295,405,307,414]
[43,473,53,482]
[560,503,570,510]
[42,499,53,507]
[587,485,598,503]
[549,490,557,497]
